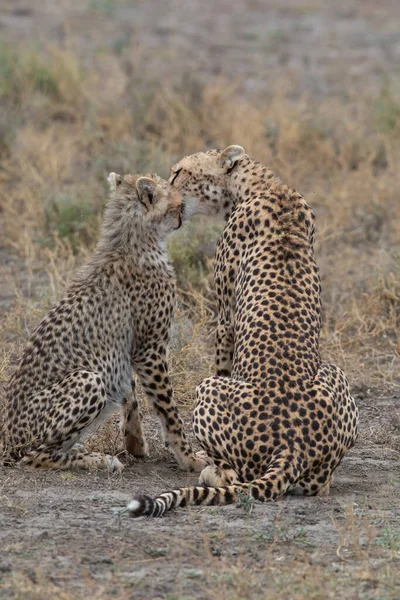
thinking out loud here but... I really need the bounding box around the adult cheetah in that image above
[127,145,359,516]
[1,173,206,472]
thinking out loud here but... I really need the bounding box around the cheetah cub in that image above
[1,173,206,472]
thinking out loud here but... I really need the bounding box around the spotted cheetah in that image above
[1,173,206,472]
[127,145,359,516]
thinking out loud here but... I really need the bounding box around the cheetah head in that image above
[169,145,246,219]
[106,172,183,236]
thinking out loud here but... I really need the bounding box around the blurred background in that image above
[1,0,400,396]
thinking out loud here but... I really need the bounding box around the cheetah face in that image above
[108,172,183,235]
[169,145,246,219]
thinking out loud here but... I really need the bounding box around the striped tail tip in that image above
[127,490,183,517]
[127,495,156,518]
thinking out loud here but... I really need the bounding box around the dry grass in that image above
[1,512,398,600]
[0,570,130,600]
[1,40,399,393]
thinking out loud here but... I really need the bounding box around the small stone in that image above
[0,560,11,574]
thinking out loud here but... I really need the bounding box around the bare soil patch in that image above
[1,396,399,599]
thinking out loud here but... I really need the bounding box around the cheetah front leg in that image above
[134,348,207,472]
[120,380,148,458]
[215,320,234,377]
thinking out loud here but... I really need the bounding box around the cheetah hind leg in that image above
[289,471,332,497]
[20,445,123,472]
[120,383,148,458]
[19,370,124,472]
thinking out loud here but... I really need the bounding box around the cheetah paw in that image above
[124,434,148,458]
[181,452,213,473]
[195,450,213,465]
[105,455,125,473]
[199,465,223,486]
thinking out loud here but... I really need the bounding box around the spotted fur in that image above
[1,173,207,472]
[128,146,359,516]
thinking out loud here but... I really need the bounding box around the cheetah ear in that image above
[107,172,122,192]
[219,145,246,173]
[136,176,157,209]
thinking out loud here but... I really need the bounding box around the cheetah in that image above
[1,172,207,473]
[127,145,359,516]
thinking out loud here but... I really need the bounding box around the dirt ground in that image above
[1,1,400,599]
[1,393,399,600]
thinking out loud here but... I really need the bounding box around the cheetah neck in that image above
[74,231,174,284]
[227,158,314,243]
[228,157,278,204]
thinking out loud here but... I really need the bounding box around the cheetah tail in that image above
[127,468,293,518]
[127,484,241,518]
